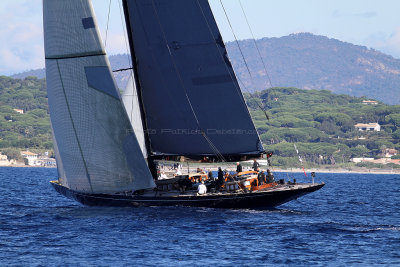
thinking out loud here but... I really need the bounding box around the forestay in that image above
[43,0,155,193]
[123,0,264,157]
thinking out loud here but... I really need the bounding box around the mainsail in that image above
[123,0,264,158]
[43,0,155,193]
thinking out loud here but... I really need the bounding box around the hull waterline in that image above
[50,181,324,209]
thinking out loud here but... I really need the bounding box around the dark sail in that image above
[123,0,263,158]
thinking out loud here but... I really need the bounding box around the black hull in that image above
[51,181,324,209]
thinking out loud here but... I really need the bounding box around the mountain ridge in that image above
[10,33,400,104]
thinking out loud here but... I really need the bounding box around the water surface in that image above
[0,167,399,266]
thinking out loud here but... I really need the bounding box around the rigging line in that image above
[201,132,225,161]
[219,0,253,80]
[104,0,112,48]
[196,0,267,151]
[238,0,273,88]
[195,0,264,147]
[236,75,269,120]
[219,0,270,121]
[150,0,226,162]
[149,0,199,125]
[195,1,248,110]
[118,0,134,73]
[130,1,192,136]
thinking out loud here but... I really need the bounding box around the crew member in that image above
[197,181,207,195]
[257,168,265,186]
[236,162,242,173]
[266,169,274,183]
[178,178,191,193]
[252,159,260,171]
[208,169,214,181]
[217,167,224,190]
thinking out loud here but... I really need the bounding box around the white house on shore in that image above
[20,151,56,167]
[351,157,400,165]
[21,151,38,166]
[0,153,9,166]
[362,100,378,105]
[351,157,374,163]
[354,123,381,132]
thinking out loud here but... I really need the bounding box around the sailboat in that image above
[44,0,324,208]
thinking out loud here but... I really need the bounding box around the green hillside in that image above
[246,87,400,168]
[0,76,52,156]
[1,76,399,168]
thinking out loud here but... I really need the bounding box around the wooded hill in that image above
[12,33,400,105]
[246,87,400,168]
[0,75,399,168]
[228,33,400,105]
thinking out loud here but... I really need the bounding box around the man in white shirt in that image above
[197,181,207,195]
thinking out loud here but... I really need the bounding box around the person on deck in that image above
[266,169,274,183]
[208,169,214,181]
[236,162,242,173]
[160,172,168,179]
[178,178,192,193]
[197,181,207,195]
[257,168,265,186]
[217,167,224,190]
[252,159,260,171]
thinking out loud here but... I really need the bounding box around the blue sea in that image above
[0,167,399,266]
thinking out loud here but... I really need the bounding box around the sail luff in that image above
[122,0,158,177]
[122,72,147,158]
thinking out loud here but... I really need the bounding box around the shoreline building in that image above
[354,123,381,132]
[362,100,378,105]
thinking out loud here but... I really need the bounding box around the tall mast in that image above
[122,0,158,179]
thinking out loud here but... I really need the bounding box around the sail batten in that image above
[45,51,106,59]
[123,0,264,157]
[44,0,155,193]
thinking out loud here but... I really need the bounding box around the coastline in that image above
[272,167,400,175]
[2,164,398,174]
[0,164,56,168]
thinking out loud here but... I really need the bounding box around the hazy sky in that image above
[1,0,400,75]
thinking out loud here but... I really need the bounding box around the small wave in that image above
[347,200,368,205]
[367,226,400,232]
[316,221,400,233]
[226,208,306,215]
[343,226,400,233]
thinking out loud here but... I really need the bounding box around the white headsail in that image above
[122,72,147,158]
[43,0,155,193]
